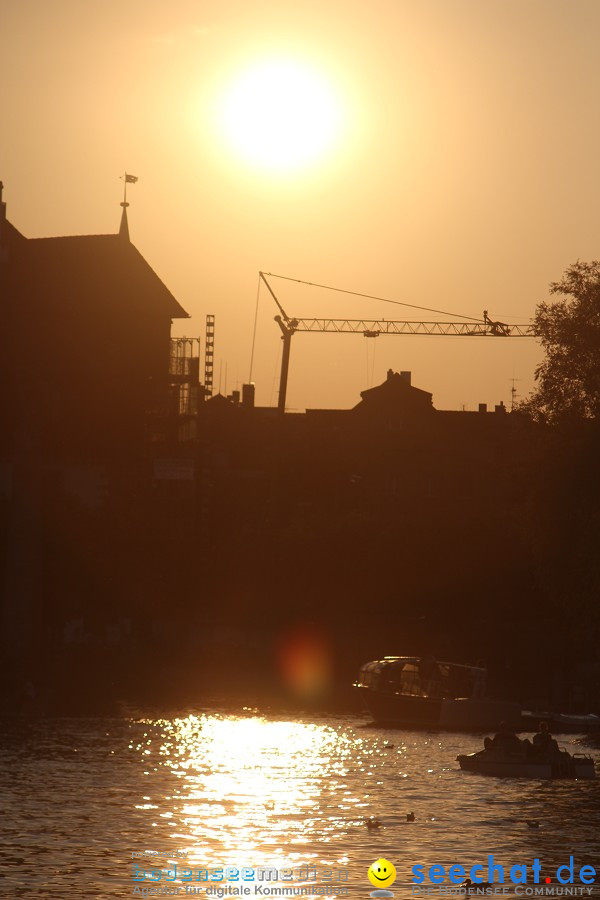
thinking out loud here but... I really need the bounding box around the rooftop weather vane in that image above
[119,172,138,240]
[120,172,138,208]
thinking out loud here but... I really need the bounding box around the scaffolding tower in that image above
[204,315,215,398]
[169,337,200,417]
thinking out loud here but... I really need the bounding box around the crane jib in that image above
[257,271,535,413]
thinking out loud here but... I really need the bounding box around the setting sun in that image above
[216,57,344,173]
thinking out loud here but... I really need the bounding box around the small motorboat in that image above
[457,747,595,779]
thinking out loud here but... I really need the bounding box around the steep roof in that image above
[2,219,26,244]
[2,230,188,320]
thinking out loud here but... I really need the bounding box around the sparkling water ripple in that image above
[1,715,598,897]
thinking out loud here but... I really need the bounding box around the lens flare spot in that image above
[277,625,333,699]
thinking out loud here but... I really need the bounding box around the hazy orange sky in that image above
[3,0,599,411]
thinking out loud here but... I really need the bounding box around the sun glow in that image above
[217,57,344,173]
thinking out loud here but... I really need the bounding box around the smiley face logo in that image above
[368,858,397,889]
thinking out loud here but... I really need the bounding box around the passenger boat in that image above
[354,656,521,731]
[457,747,596,779]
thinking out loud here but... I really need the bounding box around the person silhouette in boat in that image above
[532,721,560,757]
[491,722,524,754]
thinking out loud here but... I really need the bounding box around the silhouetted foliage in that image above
[521,261,600,423]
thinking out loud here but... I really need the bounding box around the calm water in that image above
[1,714,599,897]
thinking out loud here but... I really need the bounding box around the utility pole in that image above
[509,377,521,411]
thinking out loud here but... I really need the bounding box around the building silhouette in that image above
[0,183,191,698]
[0,182,189,460]
[1,184,596,714]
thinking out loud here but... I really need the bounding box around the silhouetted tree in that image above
[521,260,600,422]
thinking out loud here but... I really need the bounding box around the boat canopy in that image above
[356,656,487,701]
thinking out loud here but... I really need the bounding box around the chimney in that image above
[242,383,255,409]
[494,402,506,414]
[478,403,487,413]
[0,182,5,236]
[386,368,394,381]
[0,182,6,262]
[399,371,411,386]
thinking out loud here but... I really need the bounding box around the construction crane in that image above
[258,272,536,414]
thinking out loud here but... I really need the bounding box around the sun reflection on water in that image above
[126,714,470,890]
[2,716,599,898]
[123,715,600,899]
[147,715,362,870]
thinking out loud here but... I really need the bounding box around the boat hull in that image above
[357,686,442,727]
[357,686,521,732]
[457,751,596,779]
